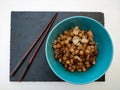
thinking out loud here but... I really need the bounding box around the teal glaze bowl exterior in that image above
[45,16,113,84]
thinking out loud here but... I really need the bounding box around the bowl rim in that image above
[45,16,113,84]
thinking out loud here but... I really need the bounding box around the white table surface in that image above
[0,0,120,90]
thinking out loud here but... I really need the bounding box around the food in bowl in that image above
[46,16,113,84]
[53,26,98,72]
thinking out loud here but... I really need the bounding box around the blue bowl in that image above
[45,16,113,84]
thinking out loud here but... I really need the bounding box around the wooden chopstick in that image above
[10,13,58,77]
[18,13,57,81]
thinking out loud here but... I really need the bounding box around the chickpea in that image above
[64,31,68,35]
[59,58,62,62]
[82,67,86,72]
[74,26,79,29]
[78,62,83,66]
[68,66,72,70]
[71,65,76,70]
[92,61,96,65]
[70,59,73,64]
[57,37,61,40]
[70,55,73,59]
[55,49,60,54]
[70,69,75,72]
[77,69,82,72]
[65,40,69,44]
[85,61,90,68]
[81,30,85,34]
[78,33,82,37]
[91,48,95,52]
[70,32,74,36]
[70,48,74,52]
[62,50,66,54]
[67,44,71,47]
[64,64,68,68]
[75,49,79,54]
[67,37,72,41]
[72,52,75,55]
[66,60,70,64]
[83,43,87,48]
[53,45,57,49]
[86,64,91,68]
[54,40,57,44]
[63,35,67,39]
[61,41,64,45]
[86,46,91,50]
[63,57,67,61]
[88,38,93,41]
[79,50,84,55]
[77,45,83,50]
[56,44,61,48]
[55,55,58,59]
[86,55,90,60]
[76,65,80,69]
[53,26,98,72]
[85,49,90,54]
[90,46,95,49]
[91,57,96,61]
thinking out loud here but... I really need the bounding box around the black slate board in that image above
[10,12,105,82]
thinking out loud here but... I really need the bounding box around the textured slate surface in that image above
[10,12,105,81]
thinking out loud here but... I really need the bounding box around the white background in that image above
[0,0,120,89]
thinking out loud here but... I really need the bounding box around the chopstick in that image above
[18,14,57,81]
[10,13,58,79]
